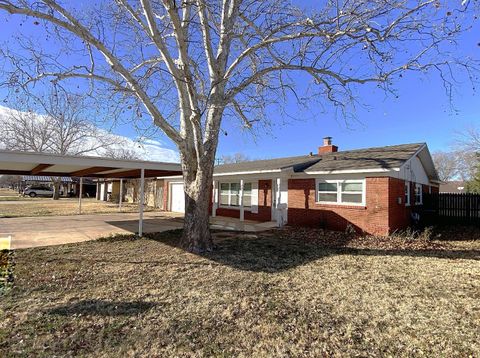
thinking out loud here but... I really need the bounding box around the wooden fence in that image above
[423,193,480,224]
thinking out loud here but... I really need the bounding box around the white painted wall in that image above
[399,156,430,185]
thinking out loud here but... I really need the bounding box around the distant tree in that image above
[0,175,22,190]
[0,91,123,199]
[466,154,480,193]
[455,126,480,181]
[432,151,458,182]
[103,147,141,160]
[220,153,250,164]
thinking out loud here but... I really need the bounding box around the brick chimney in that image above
[318,136,338,154]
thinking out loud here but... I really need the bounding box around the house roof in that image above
[214,155,321,175]
[214,143,426,175]
[22,175,73,183]
[439,181,467,193]
[304,143,425,173]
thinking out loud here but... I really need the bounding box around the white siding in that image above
[399,156,430,185]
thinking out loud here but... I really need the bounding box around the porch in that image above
[210,216,278,232]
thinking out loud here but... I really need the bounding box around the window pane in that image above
[243,183,252,193]
[342,182,362,192]
[243,196,251,207]
[220,194,229,205]
[220,183,229,194]
[230,193,239,206]
[341,193,362,203]
[230,183,240,194]
[318,193,337,202]
[318,182,337,192]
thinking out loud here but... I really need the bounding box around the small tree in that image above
[466,154,480,193]
[220,152,250,164]
[432,151,459,182]
[0,1,478,251]
[455,126,480,181]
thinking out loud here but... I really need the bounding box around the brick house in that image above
[162,138,440,235]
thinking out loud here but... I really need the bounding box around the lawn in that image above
[0,198,152,218]
[1,228,479,357]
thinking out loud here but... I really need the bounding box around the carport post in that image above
[78,177,83,215]
[239,179,244,221]
[138,168,145,237]
[119,179,123,211]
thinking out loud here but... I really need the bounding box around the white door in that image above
[170,183,185,213]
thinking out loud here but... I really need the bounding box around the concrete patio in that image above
[0,212,277,249]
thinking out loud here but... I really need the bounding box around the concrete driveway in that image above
[0,212,183,249]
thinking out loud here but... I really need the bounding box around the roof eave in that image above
[304,168,400,175]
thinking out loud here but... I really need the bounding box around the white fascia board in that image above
[160,175,183,180]
[0,150,181,171]
[160,169,285,181]
[304,168,399,175]
[213,169,282,176]
[398,143,427,172]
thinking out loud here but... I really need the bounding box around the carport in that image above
[0,150,182,237]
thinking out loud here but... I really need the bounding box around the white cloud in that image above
[0,105,180,163]
[122,137,180,163]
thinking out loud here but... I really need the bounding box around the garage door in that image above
[170,182,185,213]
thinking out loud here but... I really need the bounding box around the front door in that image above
[170,183,185,213]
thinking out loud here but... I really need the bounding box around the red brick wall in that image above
[388,177,410,231]
[214,179,272,222]
[287,177,414,236]
[162,181,169,210]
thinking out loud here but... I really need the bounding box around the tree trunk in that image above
[52,178,61,200]
[181,172,214,253]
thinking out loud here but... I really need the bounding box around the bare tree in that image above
[0,1,477,252]
[432,151,458,182]
[104,147,142,160]
[220,152,250,164]
[0,91,123,198]
[0,175,22,190]
[454,126,480,181]
[456,126,480,153]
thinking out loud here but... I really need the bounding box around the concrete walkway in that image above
[0,212,278,250]
[1,212,183,249]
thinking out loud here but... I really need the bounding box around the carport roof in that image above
[0,150,182,178]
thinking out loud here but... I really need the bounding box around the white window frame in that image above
[219,181,252,210]
[414,183,423,205]
[405,181,411,206]
[315,179,366,206]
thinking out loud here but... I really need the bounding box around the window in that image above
[317,182,338,203]
[405,181,410,206]
[219,182,252,208]
[316,180,365,205]
[243,183,252,207]
[341,182,363,204]
[414,183,423,205]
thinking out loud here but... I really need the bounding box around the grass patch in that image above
[0,198,153,218]
[1,228,479,356]
[0,250,15,295]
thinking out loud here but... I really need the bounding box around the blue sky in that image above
[0,5,479,162]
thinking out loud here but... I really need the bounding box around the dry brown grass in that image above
[0,188,17,197]
[0,198,152,218]
[1,229,479,357]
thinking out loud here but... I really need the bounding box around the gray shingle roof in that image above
[214,143,425,175]
[214,155,321,174]
[305,143,425,172]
